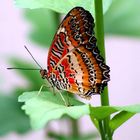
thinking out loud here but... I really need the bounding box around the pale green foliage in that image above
[15,0,112,17]
[104,0,140,36]
[19,91,140,132]
[19,91,89,129]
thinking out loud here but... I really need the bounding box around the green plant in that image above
[6,0,140,139]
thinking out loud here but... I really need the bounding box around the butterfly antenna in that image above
[24,45,43,69]
[7,67,40,70]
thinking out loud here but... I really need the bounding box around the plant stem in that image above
[99,121,106,140]
[70,118,79,138]
[94,0,112,139]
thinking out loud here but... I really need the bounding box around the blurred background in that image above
[1,0,140,140]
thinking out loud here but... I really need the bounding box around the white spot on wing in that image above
[57,27,65,34]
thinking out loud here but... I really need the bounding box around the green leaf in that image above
[18,91,90,129]
[15,0,112,17]
[90,106,117,120]
[0,94,30,135]
[104,0,140,36]
[25,9,59,47]
[89,105,100,131]
[90,105,140,120]
[110,111,134,132]
[19,89,140,132]
[90,105,140,132]
[90,115,99,131]
[113,105,140,113]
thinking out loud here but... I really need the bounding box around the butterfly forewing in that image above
[47,7,110,99]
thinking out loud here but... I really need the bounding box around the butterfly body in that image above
[40,7,110,99]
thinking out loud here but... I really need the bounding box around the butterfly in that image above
[39,7,110,100]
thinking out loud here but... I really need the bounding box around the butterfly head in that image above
[40,69,58,89]
[40,69,48,79]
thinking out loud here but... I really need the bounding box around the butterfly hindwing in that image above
[46,7,110,99]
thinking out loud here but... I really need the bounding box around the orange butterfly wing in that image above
[47,7,110,99]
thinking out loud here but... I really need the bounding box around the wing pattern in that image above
[46,7,110,99]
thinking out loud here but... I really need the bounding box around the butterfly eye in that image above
[40,69,47,79]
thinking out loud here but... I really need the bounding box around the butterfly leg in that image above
[37,84,50,96]
[52,87,56,96]
[66,92,74,106]
[56,90,69,106]
[37,84,45,96]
